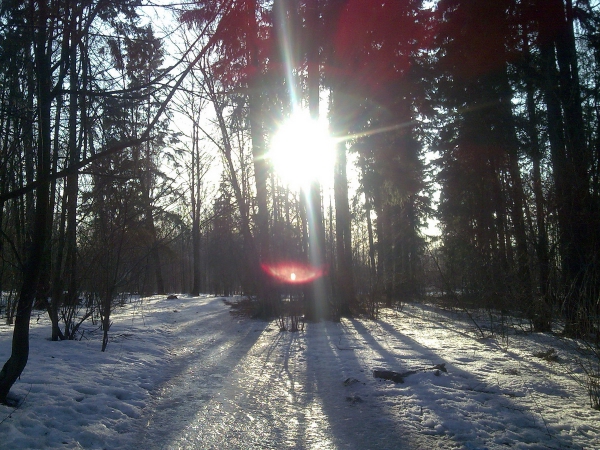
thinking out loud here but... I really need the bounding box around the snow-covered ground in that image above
[0,295,599,449]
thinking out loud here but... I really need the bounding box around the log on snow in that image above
[373,364,447,383]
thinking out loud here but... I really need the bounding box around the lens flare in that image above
[261,261,326,284]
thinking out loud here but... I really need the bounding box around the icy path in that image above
[3,295,597,448]
[134,297,438,449]
[130,296,600,449]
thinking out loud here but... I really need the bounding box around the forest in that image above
[0,0,599,406]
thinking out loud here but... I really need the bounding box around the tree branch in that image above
[0,0,229,204]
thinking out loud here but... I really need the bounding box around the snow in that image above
[1,295,599,449]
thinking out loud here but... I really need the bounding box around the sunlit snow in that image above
[0,295,599,449]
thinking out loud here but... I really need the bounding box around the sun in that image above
[269,111,336,190]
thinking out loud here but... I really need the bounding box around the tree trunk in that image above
[304,0,329,321]
[524,30,552,330]
[147,206,165,295]
[49,188,67,341]
[100,291,113,353]
[190,104,204,296]
[365,194,377,288]
[374,195,392,308]
[191,218,202,296]
[333,110,354,317]
[538,0,591,336]
[556,0,593,336]
[191,131,202,296]
[246,0,277,316]
[248,85,276,315]
[0,0,52,403]
[64,17,82,321]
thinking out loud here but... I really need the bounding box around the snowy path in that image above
[2,295,598,449]
[131,297,600,449]
[134,297,435,449]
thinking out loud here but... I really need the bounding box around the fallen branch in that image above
[373,363,447,383]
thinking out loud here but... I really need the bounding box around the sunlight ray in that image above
[275,1,300,108]
[339,119,418,143]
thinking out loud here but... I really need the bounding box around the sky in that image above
[1,294,599,449]
[135,2,442,239]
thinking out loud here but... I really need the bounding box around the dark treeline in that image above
[0,0,599,402]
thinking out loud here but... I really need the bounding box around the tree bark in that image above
[0,0,52,403]
[365,193,377,288]
[523,30,551,330]
[248,82,276,314]
[332,91,354,316]
[191,121,203,296]
[303,0,329,321]
[538,0,591,335]
[65,14,83,319]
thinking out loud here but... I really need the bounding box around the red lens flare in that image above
[261,261,326,285]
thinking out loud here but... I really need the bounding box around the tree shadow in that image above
[367,315,577,448]
[299,320,433,449]
[133,299,269,449]
[377,313,574,396]
[132,299,580,449]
